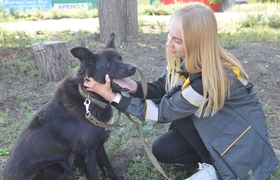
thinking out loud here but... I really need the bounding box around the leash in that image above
[124,113,170,179]
[126,67,170,180]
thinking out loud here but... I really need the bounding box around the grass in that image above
[0,2,280,180]
[218,12,280,47]
[226,3,280,12]
[0,7,99,22]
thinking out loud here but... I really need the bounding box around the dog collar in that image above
[78,84,108,109]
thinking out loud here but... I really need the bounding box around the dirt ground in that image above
[0,14,280,179]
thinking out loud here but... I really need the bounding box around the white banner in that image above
[54,3,88,10]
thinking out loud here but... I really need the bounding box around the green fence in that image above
[51,0,155,9]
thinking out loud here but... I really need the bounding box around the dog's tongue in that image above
[113,78,137,91]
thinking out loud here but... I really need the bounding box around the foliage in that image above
[0,29,31,47]
[238,13,264,28]
[209,0,224,4]
[226,3,280,12]
[267,13,280,28]
[138,0,186,16]
[0,8,17,22]
[0,148,9,156]
[127,155,200,179]
[0,7,98,22]
[258,0,280,3]
[218,12,280,45]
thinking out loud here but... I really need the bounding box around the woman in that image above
[84,3,278,179]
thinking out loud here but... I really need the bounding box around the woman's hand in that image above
[84,74,116,102]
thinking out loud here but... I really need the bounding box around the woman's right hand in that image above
[84,74,117,102]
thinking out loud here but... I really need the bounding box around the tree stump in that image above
[32,41,71,82]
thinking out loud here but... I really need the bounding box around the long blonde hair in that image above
[166,3,248,117]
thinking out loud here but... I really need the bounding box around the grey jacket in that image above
[114,68,279,179]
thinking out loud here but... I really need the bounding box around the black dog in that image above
[3,33,136,180]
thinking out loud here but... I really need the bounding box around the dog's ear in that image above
[104,32,116,50]
[70,47,94,62]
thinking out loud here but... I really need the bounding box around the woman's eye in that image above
[175,39,183,44]
[167,33,182,44]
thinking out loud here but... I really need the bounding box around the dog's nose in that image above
[128,65,136,73]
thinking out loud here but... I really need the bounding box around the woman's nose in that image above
[166,39,172,47]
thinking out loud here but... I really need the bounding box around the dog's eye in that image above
[106,62,111,66]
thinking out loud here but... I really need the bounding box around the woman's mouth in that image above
[170,49,176,56]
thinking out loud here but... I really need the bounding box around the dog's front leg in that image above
[84,148,100,180]
[96,144,119,180]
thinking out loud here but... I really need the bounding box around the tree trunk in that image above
[32,41,71,82]
[220,0,236,12]
[122,0,138,38]
[98,0,138,43]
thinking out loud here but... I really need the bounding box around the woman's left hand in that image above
[84,74,116,101]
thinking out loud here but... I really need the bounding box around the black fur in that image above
[3,33,136,180]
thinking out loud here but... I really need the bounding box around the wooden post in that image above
[32,41,71,82]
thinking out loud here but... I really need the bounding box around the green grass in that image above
[226,3,280,12]
[0,7,99,22]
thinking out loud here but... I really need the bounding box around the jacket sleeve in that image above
[115,73,203,123]
[130,69,167,99]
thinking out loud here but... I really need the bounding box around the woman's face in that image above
[166,17,185,58]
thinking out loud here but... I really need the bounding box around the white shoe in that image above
[185,163,218,180]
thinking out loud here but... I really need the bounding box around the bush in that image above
[267,13,280,28]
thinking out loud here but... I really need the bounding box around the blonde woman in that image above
[84,3,278,179]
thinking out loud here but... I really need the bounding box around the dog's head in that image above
[70,33,136,92]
